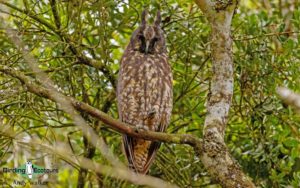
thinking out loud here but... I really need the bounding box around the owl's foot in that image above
[136,124,149,132]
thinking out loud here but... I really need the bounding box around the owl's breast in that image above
[117,52,172,130]
[119,52,171,90]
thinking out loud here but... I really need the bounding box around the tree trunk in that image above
[194,0,256,187]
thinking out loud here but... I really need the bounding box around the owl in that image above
[117,10,173,174]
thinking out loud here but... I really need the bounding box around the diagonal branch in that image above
[0,125,177,188]
[0,65,202,153]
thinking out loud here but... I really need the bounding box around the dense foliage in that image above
[0,0,299,187]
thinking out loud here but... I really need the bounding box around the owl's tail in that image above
[133,139,151,171]
[123,136,161,174]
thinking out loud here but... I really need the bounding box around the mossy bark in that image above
[194,0,256,187]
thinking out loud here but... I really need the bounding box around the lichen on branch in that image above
[193,0,255,187]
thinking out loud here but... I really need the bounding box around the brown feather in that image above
[117,10,172,174]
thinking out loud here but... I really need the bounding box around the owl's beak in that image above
[145,41,150,54]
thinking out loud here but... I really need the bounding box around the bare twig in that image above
[234,31,300,41]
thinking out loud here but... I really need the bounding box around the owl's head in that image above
[129,10,166,54]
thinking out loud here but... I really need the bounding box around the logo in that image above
[25,161,33,179]
[2,161,58,185]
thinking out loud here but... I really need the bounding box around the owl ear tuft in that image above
[141,9,148,26]
[154,11,161,27]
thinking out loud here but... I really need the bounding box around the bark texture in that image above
[194,0,256,187]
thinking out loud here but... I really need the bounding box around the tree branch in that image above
[0,126,177,188]
[0,65,202,153]
[194,0,256,187]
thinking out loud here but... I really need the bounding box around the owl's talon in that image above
[142,126,149,131]
[136,124,149,131]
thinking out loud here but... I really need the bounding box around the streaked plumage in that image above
[117,10,173,174]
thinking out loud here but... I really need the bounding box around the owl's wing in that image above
[142,140,161,173]
[122,135,135,169]
[123,114,169,174]
[142,119,169,173]
[123,133,161,174]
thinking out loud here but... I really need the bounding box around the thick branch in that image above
[0,66,202,153]
[194,0,255,187]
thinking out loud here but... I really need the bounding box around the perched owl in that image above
[117,10,173,174]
